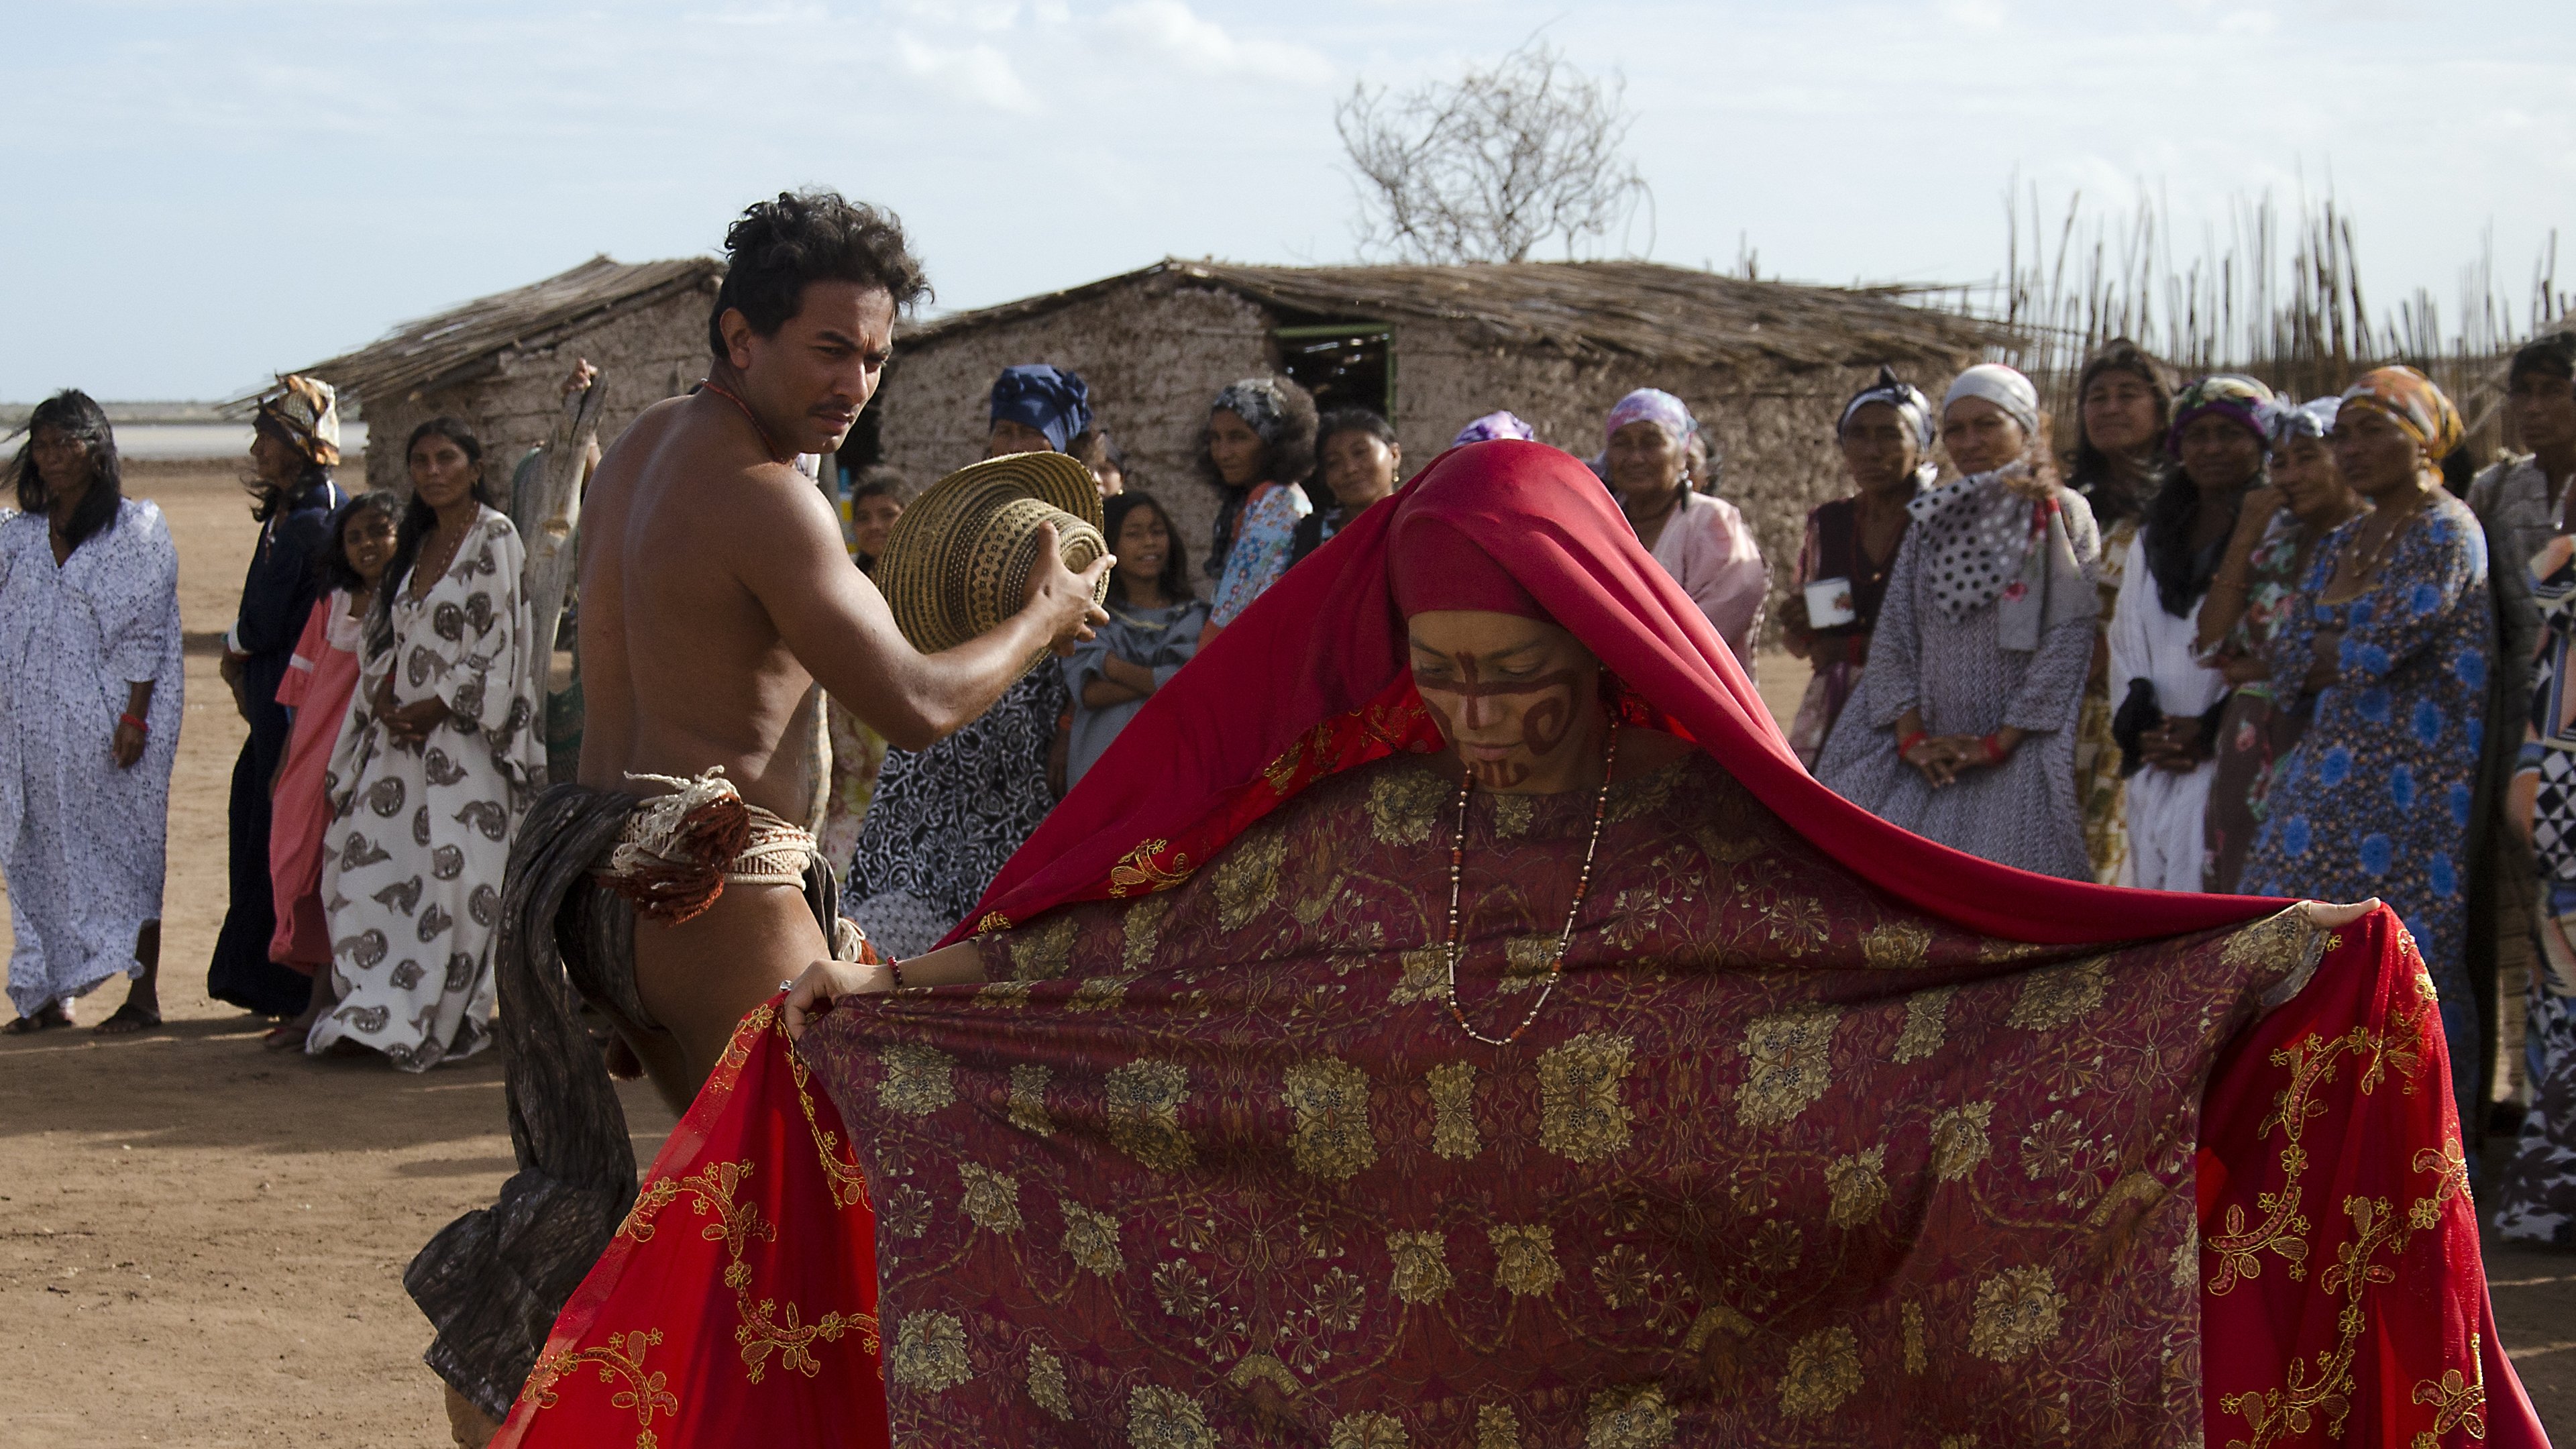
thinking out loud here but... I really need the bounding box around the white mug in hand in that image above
[1804,578,1858,629]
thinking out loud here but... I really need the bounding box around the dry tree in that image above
[1336,40,1652,266]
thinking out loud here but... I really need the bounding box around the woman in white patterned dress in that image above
[0,391,182,1034]
[309,418,543,1068]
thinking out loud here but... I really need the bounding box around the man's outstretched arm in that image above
[736,464,1108,751]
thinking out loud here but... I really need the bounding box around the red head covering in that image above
[949,440,2272,946]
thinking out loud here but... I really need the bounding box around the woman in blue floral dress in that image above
[2241,367,2489,1128]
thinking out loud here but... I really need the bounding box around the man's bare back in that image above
[577,279,1106,1109]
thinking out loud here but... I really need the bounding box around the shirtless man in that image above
[579,191,1107,1097]
[426,190,1106,1446]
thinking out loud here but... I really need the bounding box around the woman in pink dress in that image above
[263,491,400,1048]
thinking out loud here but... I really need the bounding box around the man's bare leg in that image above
[631,884,830,1106]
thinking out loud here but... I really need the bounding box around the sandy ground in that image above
[3,460,2574,1445]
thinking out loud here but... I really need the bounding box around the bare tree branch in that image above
[1336,41,1652,266]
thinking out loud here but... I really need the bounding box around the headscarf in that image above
[2261,394,2343,445]
[255,374,342,467]
[1212,377,1292,445]
[1452,411,1537,447]
[1905,466,2096,648]
[2339,366,2465,462]
[1941,364,2041,441]
[1603,388,1697,448]
[988,364,1093,453]
[2166,374,2275,455]
[1837,365,1935,452]
[951,439,2250,953]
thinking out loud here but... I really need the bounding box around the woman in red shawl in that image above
[495,441,2539,1449]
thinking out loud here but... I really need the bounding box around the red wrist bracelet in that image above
[887,959,906,990]
[1897,730,1928,756]
[1981,731,2005,763]
[119,712,148,733]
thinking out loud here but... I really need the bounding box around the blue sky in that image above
[2,0,2568,400]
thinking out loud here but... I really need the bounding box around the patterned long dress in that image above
[2496,541,2576,1240]
[2240,492,2490,1125]
[0,500,182,1018]
[1207,482,1312,629]
[309,508,543,1069]
[2201,509,2321,893]
[2072,517,2139,884]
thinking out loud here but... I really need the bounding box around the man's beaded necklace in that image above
[1441,718,1618,1047]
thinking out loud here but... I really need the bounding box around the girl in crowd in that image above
[1201,376,1318,635]
[820,469,907,868]
[1780,367,1935,767]
[2066,340,2180,885]
[2196,397,2359,893]
[2241,367,2490,1131]
[1600,388,1766,672]
[2106,376,2273,890]
[1291,409,1403,566]
[209,376,345,1019]
[1817,364,2101,878]
[1063,492,1208,788]
[0,390,181,1034]
[309,418,543,1069]
[262,490,402,1049]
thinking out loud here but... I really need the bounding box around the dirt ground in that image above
[4,460,2575,1445]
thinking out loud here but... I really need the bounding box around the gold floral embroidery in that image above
[1110,839,1193,896]
[1126,1383,1218,1449]
[1389,947,1446,1005]
[887,1310,973,1393]
[1824,1145,1889,1228]
[1070,977,1129,1012]
[1488,1224,1562,1297]
[613,1155,875,1388]
[1027,1344,1074,1420]
[1329,1411,1411,1448]
[1262,734,1309,794]
[1968,1267,2065,1362]
[1538,1032,1635,1164]
[1475,1404,1521,1449]
[2409,1332,2485,1444]
[1010,916,1079,980]
[521,1329,674,1449]
[957,1161,1022,1235]
[1900,1301,1927,1374]
[1735,1006,1841,1127]
[1929,1102,1994,1182]
[1368,768,1448,845]
[1061,1197,1126,1277]
[1591,1242,1660,1309]
[2007,959,2110,1031]
[1212,824,1289,930]
[1682,1301,1754,1352]
[1426,1061,1481,1159]
[1585,1384,1677,1447]
[975,979,1032,1010]
[1778,1326,1862,1417]
[1891,987,1953,1063]
[1387,1229,1453,1304]
[1862,920,1933,971]
[1121,894,1169,972]
[876,1042,957,1117]
[1106,1058,1195,1171]
[1283,1057,1377,1181]
[974,910,1012,934]
[1498,934,1564,994]
[1489,794,1535,839]
[1227,1352,1298,1394]
[785,1038,871,1210]
[1008,1063,1054,1137]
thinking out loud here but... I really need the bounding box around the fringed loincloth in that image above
[596,769,858,953]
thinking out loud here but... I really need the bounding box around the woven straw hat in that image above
[874,450,1111,665]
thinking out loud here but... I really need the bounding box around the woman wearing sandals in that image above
[0,390,182,1035]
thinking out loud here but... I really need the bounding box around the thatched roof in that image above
[905,258,2006,371]
[297,255,722,403]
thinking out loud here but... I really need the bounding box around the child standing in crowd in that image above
[1064,492,1207,788]
[261,490,402,1049]
[1291,409,1403,566]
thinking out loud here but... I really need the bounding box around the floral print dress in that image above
[2239,492,2490,1125]
[2200,508,2321,893]
[310,508,543,1069]
[1207,481,1312,629]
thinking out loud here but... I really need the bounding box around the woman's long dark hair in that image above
[1103,490,1194,607]
[315,490,404,596]
[2142,427,2260,616]
[376,417,497,636]
[2066,339,2176,525]
[10,390,123,549]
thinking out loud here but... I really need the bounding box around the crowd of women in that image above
[13,333,2576,1240]
[2,376,547,1077]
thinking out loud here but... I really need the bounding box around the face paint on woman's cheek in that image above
[1418,667,1584,788]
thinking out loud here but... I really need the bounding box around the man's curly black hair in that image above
[707,189,932,358]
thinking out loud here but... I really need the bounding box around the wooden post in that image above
[515,374,606,734]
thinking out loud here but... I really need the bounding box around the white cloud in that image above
[1942,0,2007,28]
[1096,1,1333,84]
[894,34,1038,112]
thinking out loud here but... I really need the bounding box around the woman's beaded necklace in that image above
[1442,718,1619,1047]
